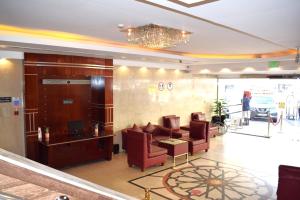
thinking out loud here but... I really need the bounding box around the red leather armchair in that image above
[277,165,300,200]
[121,123,172,151]
[150,125,172,145]
[162,115,189,139]
[126,129,167,171]
[185,121,210,155]
[191,112,218,138]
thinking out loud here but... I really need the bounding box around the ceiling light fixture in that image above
[121,24,191,49]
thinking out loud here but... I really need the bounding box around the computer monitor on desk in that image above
[67,120,84,136]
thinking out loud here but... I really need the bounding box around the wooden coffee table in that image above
[158,138,188,168]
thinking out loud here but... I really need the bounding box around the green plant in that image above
[212,99,227,118]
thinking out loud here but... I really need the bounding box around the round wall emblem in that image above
[167,82,173,91]
[158,82,165,91]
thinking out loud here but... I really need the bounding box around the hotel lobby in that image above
[0,0,300,199]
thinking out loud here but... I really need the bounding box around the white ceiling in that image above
[0,0,299,74]
[145,0,300,49]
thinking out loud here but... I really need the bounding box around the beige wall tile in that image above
[113,66,217,145]
[0,59,25,156]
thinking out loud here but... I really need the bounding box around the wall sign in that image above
[158,82,165,91]
[63,99,74,104]
[167,82,173,91]
[12,97,21,107]
[0,97,12,103]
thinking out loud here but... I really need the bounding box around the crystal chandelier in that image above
[121,24,191,49]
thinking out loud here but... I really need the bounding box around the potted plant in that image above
[211,99,227,124]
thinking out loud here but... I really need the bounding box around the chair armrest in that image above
[180,125,190,131]
[121,129,129,150]
[171,132,182,139]
[157,126,172,136]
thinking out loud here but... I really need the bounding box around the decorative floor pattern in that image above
[129,158,276,200]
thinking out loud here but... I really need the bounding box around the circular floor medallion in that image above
[163,165,273,200]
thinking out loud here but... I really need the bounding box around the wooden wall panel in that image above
[38,83,92,135]
[24,64,39,160]
[105,77,113,104]
[24,53,113,161]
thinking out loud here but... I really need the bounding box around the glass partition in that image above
[218,78,300,138]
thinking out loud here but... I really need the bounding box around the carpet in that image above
[129,158,276,200]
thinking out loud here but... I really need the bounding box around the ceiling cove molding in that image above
[0,24,297,60]
[114,59,186,69]
[196,69,300,76]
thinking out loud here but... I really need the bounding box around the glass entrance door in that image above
[219,78,300,138]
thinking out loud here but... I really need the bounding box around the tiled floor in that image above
[129,158,276,199]
[63,131,300,199]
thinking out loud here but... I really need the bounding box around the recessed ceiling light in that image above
[168,0,219,7]
[269,67,281,71]
[243,67,255,72]
[140,67,148,73]
[121,56,126,59]
[174,69,180,74]
[199,69,210,74]
[220,68,231,73]
[118,24,124,28]
[119,65,128,72]
[0,45,7,48]
[0,58,7,64]
[158,68,166,73]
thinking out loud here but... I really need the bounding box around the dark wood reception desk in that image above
[39,134,113,168]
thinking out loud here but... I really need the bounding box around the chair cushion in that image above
[146,133,152,153]
[192,112,206,121]
[190,121,207,140]
[143,122,156,134]
[163,115,176,127]
[148,145,167,158]
[187,138,206,145]
[153,135,169,142]
[132,124,143,132]
[173,129,189,138]
[209,126,218,131]
[169,117,180,131]
[277,165,300,200]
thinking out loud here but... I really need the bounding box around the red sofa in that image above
[121,123,172,151]
[126,129,167,171]
[191,112,218,138]
[162,115,189,139]
[184,121,210,155]
[277,165,300,200]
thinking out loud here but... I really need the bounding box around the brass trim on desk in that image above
[40,134,114,147]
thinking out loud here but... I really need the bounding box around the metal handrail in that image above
[0,192,22,200]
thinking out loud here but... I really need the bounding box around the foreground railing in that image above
[0,148,137,200]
